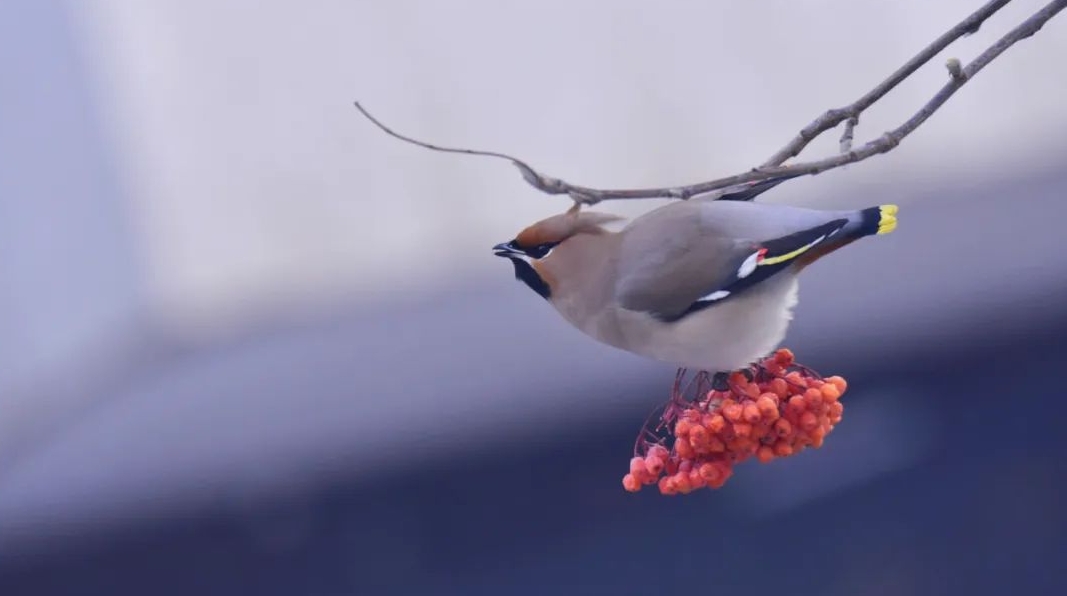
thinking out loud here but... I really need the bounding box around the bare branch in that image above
[356,0,1065,205]
[761,0,1012,167]
[352,101,568,195]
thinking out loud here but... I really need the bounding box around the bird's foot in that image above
[711,371,730,392]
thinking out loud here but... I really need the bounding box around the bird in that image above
[492,178,898,374]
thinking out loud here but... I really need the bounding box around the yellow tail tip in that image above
[877,204,899,234]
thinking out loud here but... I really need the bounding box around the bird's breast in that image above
[585,274,801,372]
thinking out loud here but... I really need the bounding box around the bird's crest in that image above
[513,206,626,249]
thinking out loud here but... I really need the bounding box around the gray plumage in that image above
[494,195,898,373]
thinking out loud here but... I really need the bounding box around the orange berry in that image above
[784,371,807,388]
[757,445,776,463]
[623,474,641,492]
[773,418,792,437]
[675,419,693,437]
[709,463,734,488]
[718,424,735,441]
[769,378,790,399]
[722,401,743,422]
[756,395,779,417]
[774,348,795,366]
[742,402,762,423]
[827,375,848,394]
[828,401,844,418]
[648,444,669,461]
[810,422,827,439]
[757,392,780,408]
[674,473,693,494]
[751,422,771,441]
[629,456,646,472]
[782,410,799,428]
[728,372,748,386]
[708,436,726,452]
[629,457,649,480]
[688,470,706,489]
[659,476,677,495]
[665,458,679,475]
[730,437,756,456]
[707,414,726,433]
[799,411,819,431]
[689,424,709,445]
[774,441,794,457]
[676,437,696,459]
[788,394,807,414]
[762,360,784,376]
[699,464,720,485]
[733,422,753,438]
[820,383,841,403]
[809,430,826,448]
[803,388,823,408]
[644,455,665,477]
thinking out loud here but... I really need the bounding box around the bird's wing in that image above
[615,214,850,322]
[713,173,806,202]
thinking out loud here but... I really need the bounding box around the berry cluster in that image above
[623,349,847,495]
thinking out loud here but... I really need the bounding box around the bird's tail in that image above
[855,204,899,237]
[787,204,898,271]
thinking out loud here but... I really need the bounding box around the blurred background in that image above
[2,1,1066,594]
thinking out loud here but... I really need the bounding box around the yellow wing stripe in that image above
[759,235,826,266]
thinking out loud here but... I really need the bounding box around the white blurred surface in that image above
[67,0,1067,334]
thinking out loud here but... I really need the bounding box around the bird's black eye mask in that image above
[492,239,560,299]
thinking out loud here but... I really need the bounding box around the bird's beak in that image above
[493,241,523,258]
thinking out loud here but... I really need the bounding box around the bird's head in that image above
[493,206,625,300]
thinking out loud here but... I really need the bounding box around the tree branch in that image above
[760,0,1012,167]
[356,0,1065,205]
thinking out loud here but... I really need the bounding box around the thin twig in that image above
[352,101,561,193]
[839,116,859,154]
[356,0,1065,205]
[761,0,1012,167]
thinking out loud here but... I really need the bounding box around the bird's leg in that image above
[664,367,704,423]
[634,403,671,457]
[671,368,686,400]
[711,371,730,392]
[695,373,712,400]
[749,362,772,384]
[724,367,757,396]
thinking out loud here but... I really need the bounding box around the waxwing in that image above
[493,178,898,373]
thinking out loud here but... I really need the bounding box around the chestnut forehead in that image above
[514,220,567,247]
